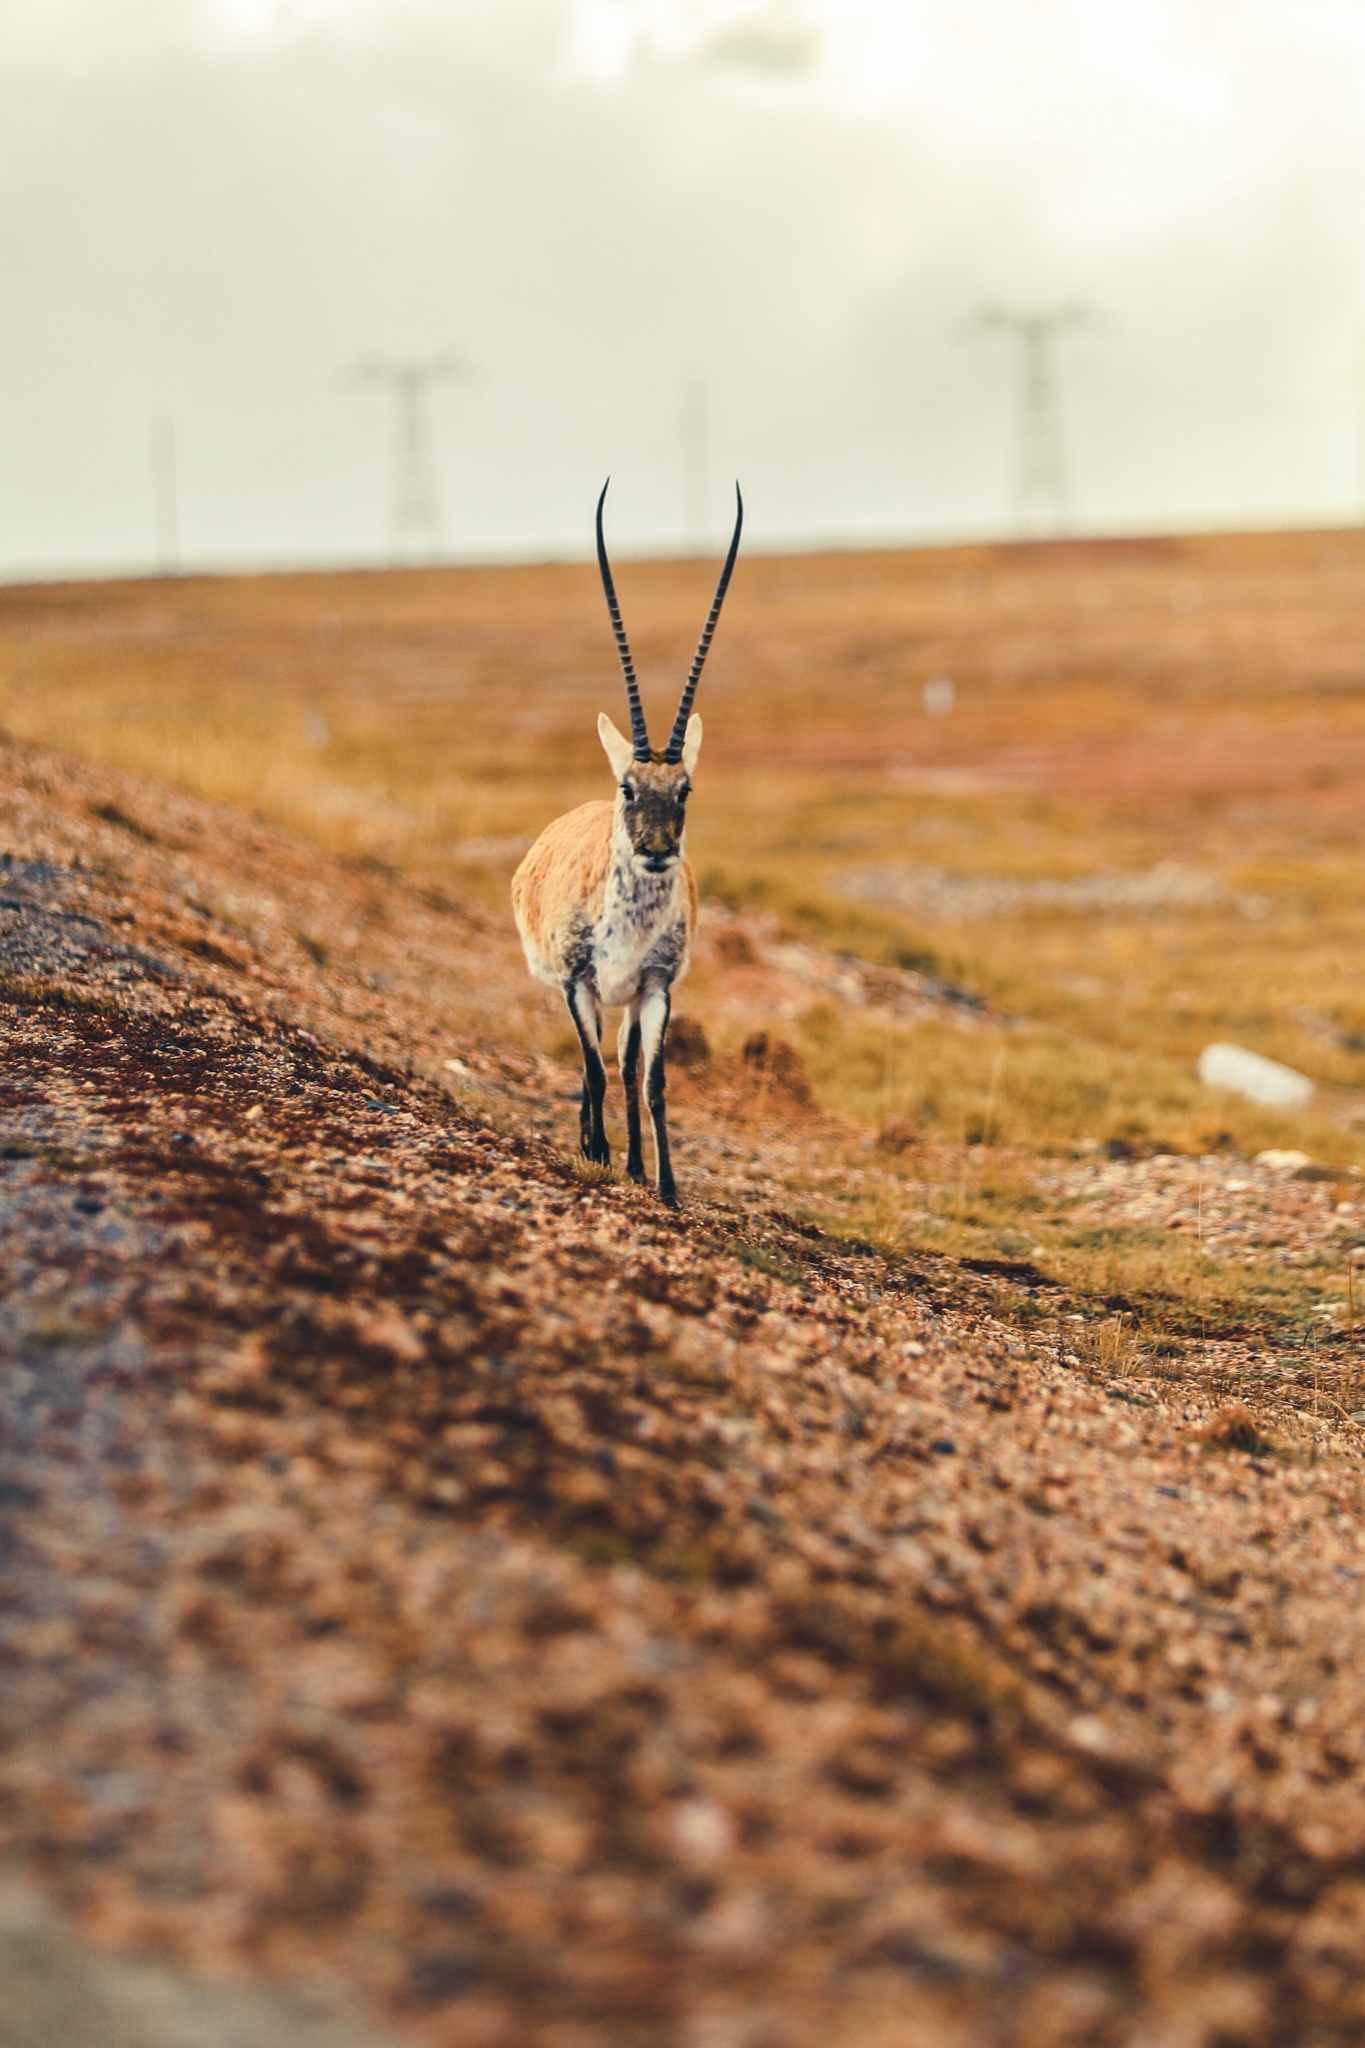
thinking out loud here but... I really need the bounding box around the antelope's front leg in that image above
[618,1000,645,1183]
[639,982,677,1205]
[566,979,610,1167]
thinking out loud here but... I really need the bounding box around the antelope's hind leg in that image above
[639,983,677,1206]
[618,1001,645,1183]
[566,979,610,1168]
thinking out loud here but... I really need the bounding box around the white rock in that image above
[1198,1043,1314,1111]
[1255,1148,1312,1173]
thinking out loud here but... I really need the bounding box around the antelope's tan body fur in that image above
[513,796,698,1007]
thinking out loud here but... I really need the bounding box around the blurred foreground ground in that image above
[4,536,1365,2042]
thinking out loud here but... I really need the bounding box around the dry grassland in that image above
[4,525,1365,1366]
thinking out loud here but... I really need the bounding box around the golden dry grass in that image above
[5,527,1365,1350]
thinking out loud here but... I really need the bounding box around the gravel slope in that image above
[4,738,1365,2046]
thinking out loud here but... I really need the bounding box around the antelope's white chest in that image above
[591,860,689,1009]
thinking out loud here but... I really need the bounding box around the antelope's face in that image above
[599,712,702,874]
[620,760,692,872]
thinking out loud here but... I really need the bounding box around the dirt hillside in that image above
[5,730,1365,2048]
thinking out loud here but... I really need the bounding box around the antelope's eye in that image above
[621,785,636,804]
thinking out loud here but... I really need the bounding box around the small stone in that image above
[671,1799,733,1864]
[1068,1715,1111,1754]
[1255,1148,1312,1173]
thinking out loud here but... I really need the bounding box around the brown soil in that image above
[6,731,1365,2048]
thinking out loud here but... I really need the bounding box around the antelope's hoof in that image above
[626,1156,646,1184]
[657,1181,680,1209]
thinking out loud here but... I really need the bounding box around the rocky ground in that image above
[6,736,1365,2046]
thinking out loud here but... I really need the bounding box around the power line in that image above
[352,351,473,563]
[969,303,1097,536]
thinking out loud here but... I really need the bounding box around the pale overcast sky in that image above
[4,0,1365,574]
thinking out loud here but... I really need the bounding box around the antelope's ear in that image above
[681,713,703,775]
[598,712,634,780]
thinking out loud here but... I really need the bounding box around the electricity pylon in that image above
[970,303,1096,536]
[353,351,472,562]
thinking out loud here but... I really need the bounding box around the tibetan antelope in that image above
[512,480,743,1205]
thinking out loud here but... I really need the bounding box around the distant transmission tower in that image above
[353,351,472,562]
[150,414,180,574]
[970,303,1096,535]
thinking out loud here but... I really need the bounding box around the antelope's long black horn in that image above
[664,481,743,764]
[595,480,651,763]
